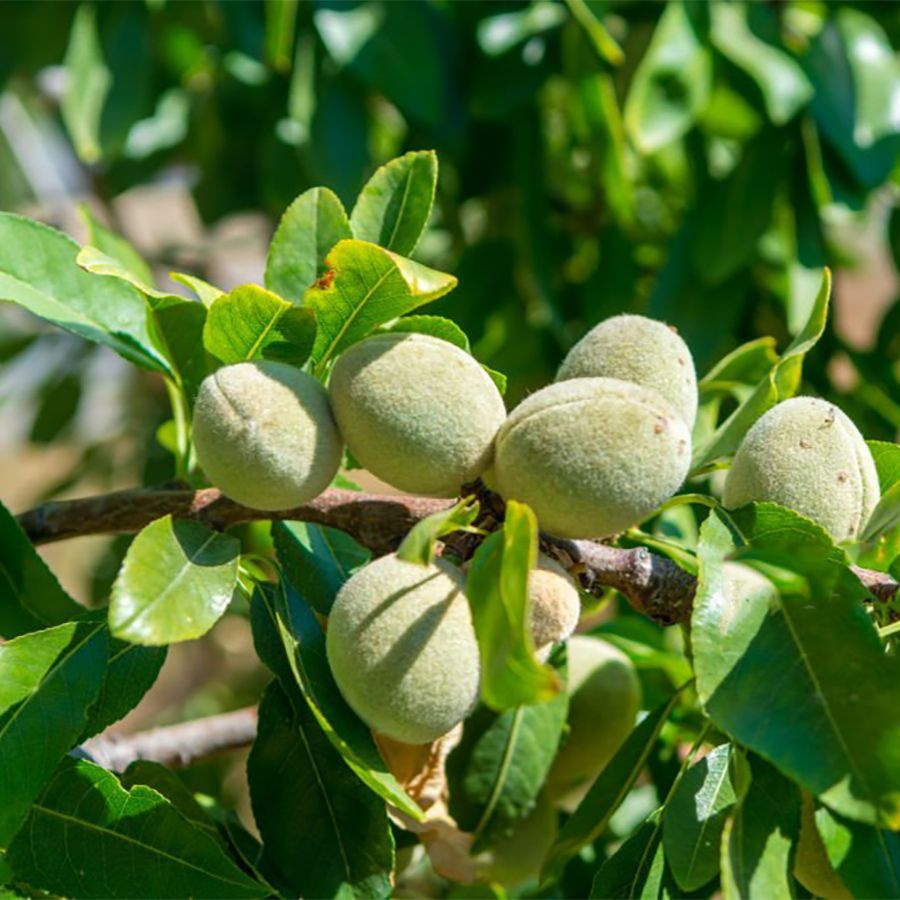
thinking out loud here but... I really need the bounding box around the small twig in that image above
[16,487,899,626]
[80,706,258,772]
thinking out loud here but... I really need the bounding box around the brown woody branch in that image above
[16,487,898,625]
[80,706,258,771]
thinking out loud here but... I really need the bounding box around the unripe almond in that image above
[530,553,580,658]
[326,554,480,745]
[546,635,641,803]
[192,361,342,510]
[723,397,880,541]
[328,333,507,497]
[557,314,698,427]
[493,377,691,539]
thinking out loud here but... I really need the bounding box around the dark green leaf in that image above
[542,692,680,884]
[709,4,812,124]
[0,214,169,373]
[699,337,778,397]
[250,583,424,820]
[109,515,241,645]
[466,501,560,710]
[664,743,738,891]
[81,640,166,739]
[272,520,370,616]
[589,817,665,899]
[449,691,568,850]
[248,682,393,898]
[721,756,801,900]
[61,5,110,164]
[693,511,900,828]
[303,239,457,371]
[396,497,480,566]
[7,757,267,898]
[350,150,438,256]
[624,1,712,153]
[265,187,352,302]
[0,499,82,639]
[203,283,316,368]
[0,619,107,846]
[816,805,900,899]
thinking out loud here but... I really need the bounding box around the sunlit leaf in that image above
[109,515,240,645]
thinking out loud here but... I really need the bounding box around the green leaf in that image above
[203,283,316,368]
[691,269,830,470]
[6,757,267,898]
[350,150,438,256]
[304,239,457,371]
[82,640,167,739]
[816,805,900,899]
[709,4,812,125]
[265,187,352,302]
[564,0,623,67]
[109,515,240,646]
[699,336,778,396]
[861,440,900,540]
[589,818,665,899]
[721,756,801,900]
[624,1,712,154]
[272,520,370,616]
[61,5,111,164]
[248,682,393,898]
[153,297,209,405]
[0,499,82,639]
[542,692,680,884]
[378,313,469,349]
[264,0,298,71]
[663,743,738,891]
[250,583,424,820]
[693,511,900,828]
[396,497,480,566]
[448,692,568,850]
[170,272,224,307]
[0,619,107,847]
[0,214,169,374]
[76,245,171,301]
[78,205,154,288]
[466,501,560,710]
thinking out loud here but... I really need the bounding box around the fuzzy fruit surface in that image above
[723,396,880,541]
[326,554,480,745]
[328,333,506,496]
[556,314,698,427]
[530,553,580,658]
[193,361,342,511]
[493,377,691,539]
[546,635,641,803]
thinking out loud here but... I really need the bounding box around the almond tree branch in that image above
[16,486,898,625]
[80,706,258,772]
